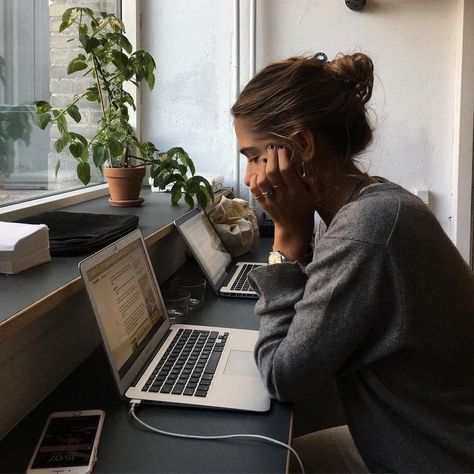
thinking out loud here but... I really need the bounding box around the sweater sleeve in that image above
[248,236,394,402]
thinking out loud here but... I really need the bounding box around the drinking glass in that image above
[171,276,207,310]
[161,288,190,322]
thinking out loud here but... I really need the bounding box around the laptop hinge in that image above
[223,263,239,286]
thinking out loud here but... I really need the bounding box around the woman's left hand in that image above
[249,144,315,261]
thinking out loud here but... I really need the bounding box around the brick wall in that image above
[48,0,116,190]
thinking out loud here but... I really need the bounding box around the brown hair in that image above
[231,52,374,167]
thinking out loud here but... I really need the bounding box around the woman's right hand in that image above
[249,144,315,262]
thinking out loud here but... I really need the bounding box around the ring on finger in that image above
[261,188,274,197]
[254,194,263,200]
[271,184,282,189]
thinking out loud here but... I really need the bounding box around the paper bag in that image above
[208,196,259,257]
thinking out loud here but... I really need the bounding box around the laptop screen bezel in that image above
[174,208,234,295]
[78,229,171,397]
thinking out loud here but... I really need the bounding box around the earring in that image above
[302,162,313,178]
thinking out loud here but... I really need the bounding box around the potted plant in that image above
[35,7,213,208]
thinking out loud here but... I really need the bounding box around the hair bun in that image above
[328,52,374,104]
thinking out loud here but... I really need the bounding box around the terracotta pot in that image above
[104,165,146,207]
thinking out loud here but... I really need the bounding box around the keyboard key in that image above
[204,351,222,374]
[160,384,174,394]
[195,390,208,397]
[183,388,195,396]
[197,384,210,392]
[172,384,185,395]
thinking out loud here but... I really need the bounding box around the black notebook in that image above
[18,211,139,256]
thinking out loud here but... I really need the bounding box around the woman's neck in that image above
[315,170,375,226]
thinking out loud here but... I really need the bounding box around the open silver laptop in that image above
[79,229,270,412]
[174,209,266,298]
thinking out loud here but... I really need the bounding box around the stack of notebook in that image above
[18,211,139,256]
[0,221,51,274]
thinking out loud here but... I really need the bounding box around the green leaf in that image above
[185,180,200,194]
[67,104,81,122]
[196,189,210,209]
[35,101,52,114]
[77,161,91,185]
[108,137,123,158]
[35,112,51,130]
[61,8,73,23]
[184,193,194,208]
[92,144,109,168]
[69,132,88,147]
[170,182,183,205]
[69,142,85,158]
[51,109,67,133]
[78,23,88,36]
[85,85,99,102]
[54,159,61,178]
[111,50,129,71]
[67,58,88,75]
[119,34,133,54]
[59,8,76,32]
[79,35,100,53]
[146,73,155,90]
[54,134,70,153]
[168,147,195,175]
[191,175,214,201]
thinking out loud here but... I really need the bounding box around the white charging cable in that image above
[129,401,305,473]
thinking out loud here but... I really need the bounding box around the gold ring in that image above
[272,184,282,189]
[261,188,274,197]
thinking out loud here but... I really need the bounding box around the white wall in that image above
[141,0,466,239]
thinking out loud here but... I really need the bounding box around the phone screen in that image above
[31,415,101,468]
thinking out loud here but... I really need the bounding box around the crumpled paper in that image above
[208,195,259,257]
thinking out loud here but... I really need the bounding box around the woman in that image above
[231,52,474,473]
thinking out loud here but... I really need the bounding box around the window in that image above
[0,0,119,208]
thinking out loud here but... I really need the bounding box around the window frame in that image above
[0,0,139,221]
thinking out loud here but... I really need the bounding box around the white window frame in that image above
[0,0,139,222]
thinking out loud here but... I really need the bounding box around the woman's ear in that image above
[295,129,317,163]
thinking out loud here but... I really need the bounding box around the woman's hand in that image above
[249,144,315,261]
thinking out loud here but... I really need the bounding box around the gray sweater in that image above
[248,182,474,473]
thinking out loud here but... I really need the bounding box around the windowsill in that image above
[0,184,110,222]
[0,187,226,342]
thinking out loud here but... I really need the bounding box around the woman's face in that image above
[234,118,277,187]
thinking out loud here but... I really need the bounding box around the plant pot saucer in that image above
[108,197,145,208]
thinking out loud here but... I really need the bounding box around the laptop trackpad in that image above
[223,350,260,378]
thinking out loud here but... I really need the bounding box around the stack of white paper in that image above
[0,221,51,274]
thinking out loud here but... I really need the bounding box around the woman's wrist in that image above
[273,226,313,263]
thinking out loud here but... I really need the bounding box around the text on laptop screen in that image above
[86,239,166,378]
[180,212,232,286]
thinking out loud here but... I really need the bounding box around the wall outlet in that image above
[413,189,430,206]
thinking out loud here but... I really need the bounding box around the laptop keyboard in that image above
[142,328,228,398]
[230,264,260,292]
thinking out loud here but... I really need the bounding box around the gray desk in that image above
[0,189,197,326]
[0,257,293,473]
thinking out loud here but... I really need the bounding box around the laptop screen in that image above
[176,210,232,288]
[84,237,167,379]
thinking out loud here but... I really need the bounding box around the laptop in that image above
[174,208,266,298]
[79,229,270,412]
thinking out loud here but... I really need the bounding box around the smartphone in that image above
[26,410,105,474]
